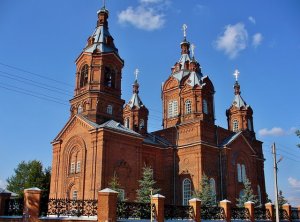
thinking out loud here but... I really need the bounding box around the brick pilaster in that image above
[189,198,201,222]
[24,187,42,222]
[151,194,165,222]
[282,203,292,222]
[98,188,118,222]
[220,199,231,222]
[244,201,255,222]
[265,202,275,222]
[0,191,11,216]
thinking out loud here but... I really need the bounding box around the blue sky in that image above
[0,0,299,205]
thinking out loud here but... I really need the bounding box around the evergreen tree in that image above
[108,172,124,201]
[236,177,258,207]
[193,174,216,207]
[6,160,51,197]
[278,190,287,208]
[136,166,160,203]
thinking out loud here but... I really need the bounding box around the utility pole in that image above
[272,143,279,222]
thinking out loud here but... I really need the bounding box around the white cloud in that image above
[140,0,162,3]
[288,177,300,189]
[252,33,263,47]
[118,6,165,31]
[258,127,296,137]
[0,179,7,189]
[214,23,248,59]
[248,16,256,24]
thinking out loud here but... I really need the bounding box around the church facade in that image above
[49,7,266,206]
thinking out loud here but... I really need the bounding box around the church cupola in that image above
[226,70,254,133]
[70,5,125,124]
[123,69,149,135]
[162,24,215,129]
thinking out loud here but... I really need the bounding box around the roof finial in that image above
[233,69,240,82]
[103,0,106,8]
[134,68,139,81]
[191,43,195,58]
[182,24,188,39]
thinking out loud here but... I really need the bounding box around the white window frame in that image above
[203,99,208,114]
[70,162,75,174]
[78,105,83,114]
[233,119,239,132]
[107,105,113,115]
[139,119,145,130]
[168,100,178,118]
[182,178,191,206]
[76,161,81,173]
[72,190,78,200]
[185,100,192,114]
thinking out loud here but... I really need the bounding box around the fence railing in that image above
[201,206,226,220]
[47,198,97,217]
[164,204,193,220]
[254,207,272,220]
[4,198,24,216]
[291,208,300,220]
[279,208,289,220]
[231,207,250,220]
[117,201,154,219]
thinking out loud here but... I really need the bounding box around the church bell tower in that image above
[70,6,125,124]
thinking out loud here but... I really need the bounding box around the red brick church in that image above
[49,6,266,205]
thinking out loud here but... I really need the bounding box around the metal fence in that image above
[201,206,226,220]
[254,207,272,220]
[231,207,250,220]
[4,198,24,216]
[117,201,154,219]
[164,204,193,220]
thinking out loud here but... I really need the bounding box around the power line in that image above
[0,61,73,88]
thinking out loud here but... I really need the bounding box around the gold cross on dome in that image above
[134,68,139,80]
[234,69,240,81]
[182,24,188,38]
[191,43,195,57]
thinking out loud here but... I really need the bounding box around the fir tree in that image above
[136,166,160,203]
[278,190,287,208]
[108,172,124,201]
[193,174,216,207]
[236,177,258,207]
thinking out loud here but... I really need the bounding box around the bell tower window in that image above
[80,64,89,88]
[233,119,239,132]
[104,66,115,88]
[107,105,113,115]
[139,119,145,130]
[168,100,178,118]
[247,119,252,131]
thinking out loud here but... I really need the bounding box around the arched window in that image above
[76,161,81,173]
[233,119,239,132]
[78,105,83,114]
[182,178,191,205]
[247,119,252,131]
[210,178,217,203]
[257,185,262,205]
[79,64,89,88]
[203,99,208,114]
[241,164,246,182]
[168,100,178,118]
[185,100,192,114]
[104,66,115,88]
[237,163,242,182]
[107,105,113,115]
[124,118,129,128]
[139,119,145,130]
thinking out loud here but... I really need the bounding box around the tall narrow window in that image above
[168,101,173,118]
[182,178,191,205]
[70,162,75,174]
[203,99,208,114]
[107,105,113,115]
[104,67,115,88]
[125,118,129,128]
[139,119,145,130]
[72,190,78,200]
[80,64,89,88]
[210,178,217,203]
[241,164,246,182]
[118,189,125,201]
[76,161,81,173]
[173,101,178,116]
[185,100,192,114]
[78,105,83,114]
[247,119,252,131]
[168,100,178,118]
[233,119,239,132]
[237,164,242,182]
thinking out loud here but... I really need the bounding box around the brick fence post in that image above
[265,202,275,222]
[24,187,42,222]
[0,191,11,216]
[282,203,292,222]
[244,201,255,222]
[151,194,165,222]
[98,188,118,222]
[220,199,231,222]
[189,198,201,222]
